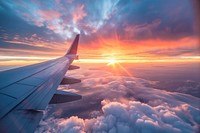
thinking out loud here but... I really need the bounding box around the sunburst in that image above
[107,58,117,66]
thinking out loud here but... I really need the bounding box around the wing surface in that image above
[0,35,80,133]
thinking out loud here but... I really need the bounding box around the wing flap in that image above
[0,84,35,98]
[0,109,43,133]
[0,84,36,118]
[0,94,16,109]
[18,77,44,87]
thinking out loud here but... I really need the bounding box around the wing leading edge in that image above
[0,34,80,133]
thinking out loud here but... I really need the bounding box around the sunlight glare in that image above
[107,58,117,66]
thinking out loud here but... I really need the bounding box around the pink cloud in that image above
[72,4,87,23]
[37,10,61,21]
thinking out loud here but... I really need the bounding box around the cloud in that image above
[58,116,85,133]
[72,4,87,23]
[24,9,62,28]
[36,100,200,133]
[114,0,195,40]
[35,67,200,133]
[0,40,56,52]
[0,2,65,46]
[124,19,161,39]
[1,0,199,59]
[146,46,200,56]
[37,10,61,21]
[2,0,196,41]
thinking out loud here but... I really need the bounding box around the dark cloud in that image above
[111,0,194,40]
[1,0,196,41]
[0,41,57,52]
[0,1,64,44]
[147,47,200,56]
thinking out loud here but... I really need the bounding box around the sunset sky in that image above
[0,0,199,65]
[1,1,200,132]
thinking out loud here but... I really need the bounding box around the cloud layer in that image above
[35,66,200,133]
[36,100,200,133]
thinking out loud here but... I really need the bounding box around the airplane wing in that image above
[0,34,81,133]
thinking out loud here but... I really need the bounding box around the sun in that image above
[107,58,117,66]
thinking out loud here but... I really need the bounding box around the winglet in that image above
[66,34,79,55]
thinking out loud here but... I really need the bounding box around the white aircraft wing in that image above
[0,34,81,133]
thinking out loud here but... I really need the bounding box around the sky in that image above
[0,1,200,132]
[0,0,200,65]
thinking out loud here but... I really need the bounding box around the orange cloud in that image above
[1,32,199,64]
[77,34,200,63]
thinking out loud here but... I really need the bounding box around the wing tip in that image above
[66,34,80,55]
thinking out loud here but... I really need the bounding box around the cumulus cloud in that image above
[36,68,200,133]
[36,100,200,133]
